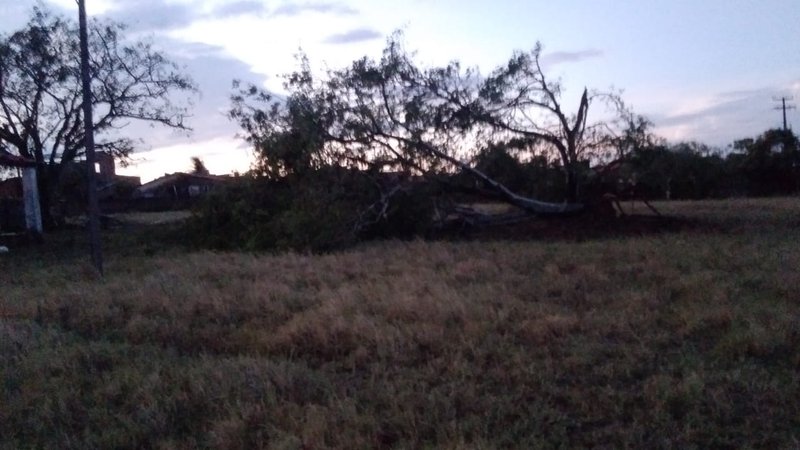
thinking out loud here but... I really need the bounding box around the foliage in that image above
[734,128,800,195]
[613,114,665,158]
[592,128,800,201]
[627,142,727,200]
[0,7,195,224]
[188,170,435,252]
[214,36,637,251]
[476,44,630,200]
[470,143,567,201]
[190,156,210,175]
[473,143,530,193]
[229,34,624,214]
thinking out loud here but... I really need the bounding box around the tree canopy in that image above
[230,36,631,215]
[734,128,800,195]
[0,7,196,223]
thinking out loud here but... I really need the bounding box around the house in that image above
[133,172,230,202]
[61,151,141,201]
[94,151,142,196]
[52,151,143,216]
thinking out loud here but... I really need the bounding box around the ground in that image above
[1,198,799,448]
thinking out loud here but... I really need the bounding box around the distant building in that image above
[77,151,142,200]
[97,154,141,202]
[55,152,143,216]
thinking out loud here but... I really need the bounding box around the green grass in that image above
[1,198,799,448]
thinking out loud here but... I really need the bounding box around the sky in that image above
[2,0,799,182]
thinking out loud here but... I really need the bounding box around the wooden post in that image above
[78,0,103,275]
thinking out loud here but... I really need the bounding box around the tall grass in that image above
[2,198,799,448]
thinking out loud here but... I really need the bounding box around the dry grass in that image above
[110,210,193,225]
[2,197,800,448]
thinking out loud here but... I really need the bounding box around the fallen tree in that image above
[227,36,637,243]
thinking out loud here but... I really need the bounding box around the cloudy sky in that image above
[3,0,799,181]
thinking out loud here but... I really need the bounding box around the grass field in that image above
[1,198,799,448]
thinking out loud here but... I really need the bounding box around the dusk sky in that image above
[3,0,799,181]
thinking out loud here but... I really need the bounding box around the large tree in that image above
[231,38,616,218]
[734,128,800,195]
[0,7,195,224]
[473,44,629,201]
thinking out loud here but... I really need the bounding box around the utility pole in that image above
[773,96,796,131]
[78,0,103,275]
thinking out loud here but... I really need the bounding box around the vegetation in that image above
[2,198,799,448]
[188,169,436,252]
[192,36,629,252]
[0,7,196,226]
[197,36,798,253]
[1,7,799,448]
[614,125,800,200]
[228,35,630,219]
[191,157,211,176]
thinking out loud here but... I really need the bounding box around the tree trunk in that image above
[563,163,581,203]
[416,141,583,215]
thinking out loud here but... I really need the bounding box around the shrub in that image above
[186,168,435,252]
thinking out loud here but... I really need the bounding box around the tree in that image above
[734,128,800,195]
[473,44,630,201]
[0,7,195,225]
[230,66,331,180]
[191,156,210,175]
[231,37,588,219]
[473,142,530,194]
[614,114,665,158]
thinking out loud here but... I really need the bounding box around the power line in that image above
[773,96,796,131]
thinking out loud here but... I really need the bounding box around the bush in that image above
[186,168,435,252]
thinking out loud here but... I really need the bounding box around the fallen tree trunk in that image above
[415,140,584,216]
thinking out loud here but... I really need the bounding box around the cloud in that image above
[541,49,603,66]
[104,0,196,32]
[212,1,267,18]
[0,4,40,34]
[117,136,253,182]
[272,1,358,17]
[716,87,771,101]
[117,38,268,152]
[656,90,768,129]
[790,80,800,96]
[105,0,270,31]
[323,27,381,44]
[649,82,799,146]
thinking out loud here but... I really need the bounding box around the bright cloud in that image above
[117,136,253,182]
